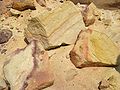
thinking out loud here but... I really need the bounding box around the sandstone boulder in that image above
[25,1,85,50]
[70,29,120,68]
[45,45,120,90]
[3,41,54,90]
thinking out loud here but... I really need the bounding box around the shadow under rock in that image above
[115,55,120,73]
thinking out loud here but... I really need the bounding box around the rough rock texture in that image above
[0,29,12,44]
[88,8,120,50]
[12,0,36,11]
[0,0,120,90]
[44,45,120,90]
[25,1,85,49]
[81,3,100,26]
[3,41,54,90]
[0,0,46,17]
[70,29,120,68]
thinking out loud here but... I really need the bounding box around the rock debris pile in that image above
[0,0,120,90]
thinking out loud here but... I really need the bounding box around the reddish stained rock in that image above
[3,41,54,90]
[26,50,54,90]
[70,29,120,68]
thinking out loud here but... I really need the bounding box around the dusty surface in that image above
[0,0,120,90]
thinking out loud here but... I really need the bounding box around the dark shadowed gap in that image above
[115,55,120,73]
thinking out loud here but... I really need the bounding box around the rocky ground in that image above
[0,0,120,90]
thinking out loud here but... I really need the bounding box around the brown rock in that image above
[3,41,54,90]
[12,0,35,11]
[70,29,120,68]
[0,29,12,44]
[0,0,38,16]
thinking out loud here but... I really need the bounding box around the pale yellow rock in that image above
[88,8,120,50]
[25,1,85,49]
[70,30,120,68]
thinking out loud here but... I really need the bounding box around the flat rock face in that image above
[3,41,54,90]
[25,1,85,49]
[70,30,120,68]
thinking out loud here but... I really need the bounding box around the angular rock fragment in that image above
[70,29,120,68]
[0,29,12,44]
[25,1,85,49]
[3,41,54,90]
[82,3,99,26]
[12,0,36,11]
